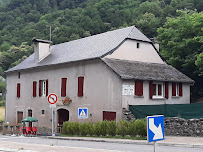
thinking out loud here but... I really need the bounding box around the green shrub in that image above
[62,121,80,135]
[106,121,116,136]
[95,121,109,136]
[116,120,129,136]
[86,122,95,136]
[62,119,147,137]
[134,119,147,137]
[80,122,95,136]
[128,120,137,137]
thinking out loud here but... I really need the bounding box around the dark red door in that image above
[103,111,116,121]
[17,111,23,123]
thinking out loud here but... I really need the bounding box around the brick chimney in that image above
[33,39,52,62]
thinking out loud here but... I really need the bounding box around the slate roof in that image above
[103,58,194,83]
[6,26,151,73]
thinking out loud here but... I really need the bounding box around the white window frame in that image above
[42,80,46,96]
[152,82,165,99]
[176,83,179,96]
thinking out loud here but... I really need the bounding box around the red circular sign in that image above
[48,94,57,104]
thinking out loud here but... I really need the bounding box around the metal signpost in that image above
[147,115,164,152]
[48,93,57,136]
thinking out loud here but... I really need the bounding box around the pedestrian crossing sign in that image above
[78,108,88,119]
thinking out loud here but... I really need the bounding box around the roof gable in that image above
[6,26,151,73]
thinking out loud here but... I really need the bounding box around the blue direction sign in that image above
[147,115,164,142]
[78,108,88,119]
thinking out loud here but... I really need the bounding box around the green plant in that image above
[116,120,129,136]
[80,122,95,136]
[128,120,137,137]
[106,121,116,136]
[95,121,109,136]
[134,119,147,137]
[62,121,80,135]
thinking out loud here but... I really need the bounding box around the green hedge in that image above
[62,119,146,137]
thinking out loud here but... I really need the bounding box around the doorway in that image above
[57,109,69,133]
[57,109,69,125]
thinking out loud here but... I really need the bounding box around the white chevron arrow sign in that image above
[149,118,163,140]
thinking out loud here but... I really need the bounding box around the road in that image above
[0,135,202,152]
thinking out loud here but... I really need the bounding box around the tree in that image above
[157,10,203,100]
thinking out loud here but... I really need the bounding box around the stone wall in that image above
[165,117,203,137]
[122,108,135,121]
[123,108,203,137]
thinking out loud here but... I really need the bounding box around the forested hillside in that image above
[0,0,202,100]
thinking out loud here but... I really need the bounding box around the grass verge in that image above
[61,134,147,140]
[0,106,5,122]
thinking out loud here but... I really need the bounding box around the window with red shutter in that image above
[39,80,48,97]
[17,83,20,98]
[150,81,165,99]
[172,82,182,97]
[149,81,153,99]
[78,76,84,97]
[135,80,143,96]
[39,80,42,97]
[46,79,48,96]
[33,81,37,97]
[61,78,67,97]
[165,82,169,99]
[179,83,183,96]
[172,83,176,96]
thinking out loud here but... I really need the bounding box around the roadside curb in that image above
[42,136,203,148]
[43,136,152,145]
[158,142,203,149]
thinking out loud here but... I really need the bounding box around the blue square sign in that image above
[78,108,88,119]
[147,115,164,142]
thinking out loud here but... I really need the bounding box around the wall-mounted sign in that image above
[62,96,72,105]
[122,85,134,95]
[78,108,88,119]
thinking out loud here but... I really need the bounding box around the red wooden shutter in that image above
[172,82,176,96]
[135,80,143,96]
[179,83,182,96]
[103,111,116,121]
[33,81,37,97]
[78,76,84,97]
[17,83,20,98]
[149,81,153,99]
[39,80,42,97]
[61,78,67,97]
[165,82,168,99]
[46,79,48,96]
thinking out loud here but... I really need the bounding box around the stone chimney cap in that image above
[150,37,159,44]
[32,39,52,44]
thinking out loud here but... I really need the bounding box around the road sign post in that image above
[48,93,57,136]
[147,115,164,152]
